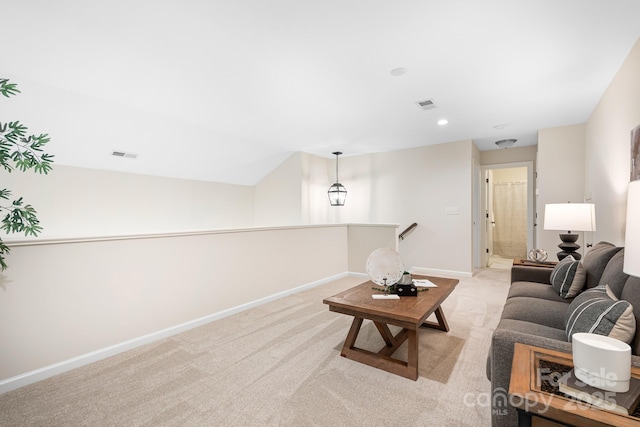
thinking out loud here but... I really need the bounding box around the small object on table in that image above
[395,284,417,296]
[559,369,640,415]
[528,248,549,262]
[365,248,405,298]
[414,279,438,288]
[398,271,413,285]
[372,294,400,300]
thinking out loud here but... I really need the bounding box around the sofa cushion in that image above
[582,242,622,289]
[511,265,553,285]
[495,318,568,342]
[501,297,568,330]
[550,256,585,298]
[565,284,636,344]
[600,249,629,298]
[621,275,640,355]
[509,281,569,302]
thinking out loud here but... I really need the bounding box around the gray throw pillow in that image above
[565,284,636,344]
[550,255,585,298]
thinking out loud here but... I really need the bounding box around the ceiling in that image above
[3,0,640,185]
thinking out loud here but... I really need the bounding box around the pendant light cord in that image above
[333,151,342,183]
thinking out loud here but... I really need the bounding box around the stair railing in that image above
[398,223,417,241]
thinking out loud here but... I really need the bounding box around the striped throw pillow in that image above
[565,284,636,344]
[550,255,585,298]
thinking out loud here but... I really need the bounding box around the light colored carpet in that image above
[0,268,510,426]
[488,255,514,270]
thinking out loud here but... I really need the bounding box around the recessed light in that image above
[437,119,449,126]
[390,67,407,76]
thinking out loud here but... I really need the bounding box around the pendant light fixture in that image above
[328,151,347,206]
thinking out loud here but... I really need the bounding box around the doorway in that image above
[480,162,535,268]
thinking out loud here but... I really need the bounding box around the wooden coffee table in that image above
[323,275,458,380]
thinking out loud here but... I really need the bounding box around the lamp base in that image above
[557,233,581,261]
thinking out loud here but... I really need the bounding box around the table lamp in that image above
[544,203,596,260]
[624,180,640,277]
[570,182,640,395]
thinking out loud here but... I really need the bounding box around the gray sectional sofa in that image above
[486,242,640,426]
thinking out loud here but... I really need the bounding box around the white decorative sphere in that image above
[366,248,405,286]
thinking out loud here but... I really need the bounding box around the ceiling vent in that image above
[415,99,436,111]
[112,150,138,159]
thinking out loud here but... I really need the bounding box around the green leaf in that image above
[0,240,8,271]
[0,78,53,270]
[0,78,20,98]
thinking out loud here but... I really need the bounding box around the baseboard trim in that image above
[411,267,473,279]
[0,271,350,395]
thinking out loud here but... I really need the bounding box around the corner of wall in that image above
[584,36,640,246]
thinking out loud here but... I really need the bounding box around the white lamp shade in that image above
[544,203,596,232]
[624,180,640,277]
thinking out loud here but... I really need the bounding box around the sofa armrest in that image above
[488,328,640,427]
[510,265,553,285]
[488,329,572,427]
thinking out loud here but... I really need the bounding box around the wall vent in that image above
[112,151,138,159]
[415,99,436,111]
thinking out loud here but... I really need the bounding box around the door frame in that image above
[478,161,535,267]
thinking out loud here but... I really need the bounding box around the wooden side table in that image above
[508,343,640,426]
[513,259,558,268]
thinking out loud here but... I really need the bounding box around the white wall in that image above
[254,152,302,226]
[0,224,396,392]
[479,145,537,166]
[347,224,399,273]
[585,37,640,245]
[536,124,587,259]
[333,140,474,276]
[0,165,254,240]
[301,152,334,224]
[534,37,640,251]
[254,152,342,226]
[253,141,475,275]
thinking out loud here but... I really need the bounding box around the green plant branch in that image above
[0,78,53,270]
[0,79,20,98]
[1,124,53,174]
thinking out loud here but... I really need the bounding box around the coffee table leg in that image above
[420,306,449,332]
[341,317,364,355]
[374,322,395,347]
[339,317,418,380]
[407,329,418,380]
